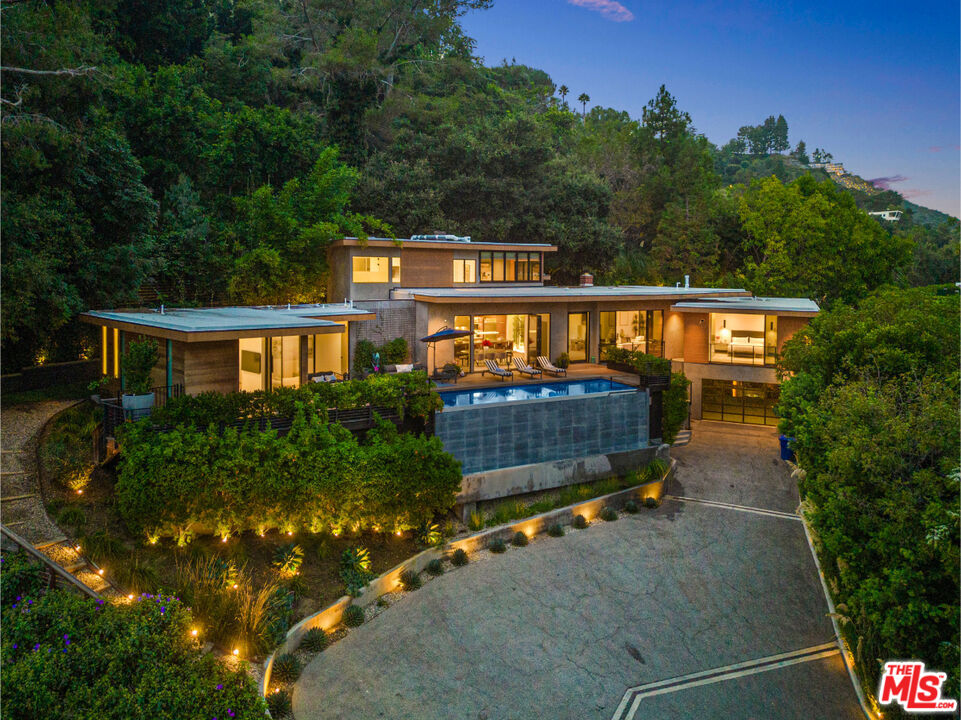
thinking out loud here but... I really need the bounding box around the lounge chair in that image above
[513,356,542,379]
[537,356,567,377]
[483,359,513,381]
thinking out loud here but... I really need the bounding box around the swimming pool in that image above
[439,378,635,407]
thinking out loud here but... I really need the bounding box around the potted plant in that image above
[121,339,159,419]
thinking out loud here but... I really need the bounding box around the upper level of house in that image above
[326,235,558,302]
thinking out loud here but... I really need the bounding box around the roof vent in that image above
[579,273,594,287]
[410,234,471,243]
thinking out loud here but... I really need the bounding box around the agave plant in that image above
[272,543,304,577]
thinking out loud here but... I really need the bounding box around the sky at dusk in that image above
[461,0,960,217]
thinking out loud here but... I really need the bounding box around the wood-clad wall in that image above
[682,313,710,363]
[777,316,810,352]
[184,340,238,395]
[401,249,454,287]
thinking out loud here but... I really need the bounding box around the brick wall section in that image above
[351,300,418,369]
[434,389,650,474]
[401,248,454,287]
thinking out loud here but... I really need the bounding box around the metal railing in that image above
[98,384,184,437]
[0,525,102,600]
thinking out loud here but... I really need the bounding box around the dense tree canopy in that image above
[1,0,956,369]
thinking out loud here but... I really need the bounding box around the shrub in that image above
[272,543,304,577]
[380,337,409,364]
[79,531,125,563]
[527,499,555,515]
[488,537,507,554]
[467,510,484,531]
[426,558,444,576]
[547,524,564,537]
[116,407,460,542]
[643,458,670,483]
[624,500,640,514]
[662,372,692,444]
[555,352,570,369]
[121,339,159,395]
[644,496,661,509]
[58,506,86,531]
[354,339,377,372]
[1,587,264,719]
[299,627,329,652]
[113,554,160,594]
[0,551,46,598]
[266,688,292,718]
[417,522,441,547]
[603,347,671,375]
[41,404,98,492]
[511,531,528,547]
[600,506,618,522]
[340,547,372,574]
[399,569,422,591]
[343,604,365,627]
[572,514,588,529]
[450,548,468,567]
[271,653,302,683]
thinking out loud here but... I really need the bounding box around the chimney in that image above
[684,274,690,288]
[579,272,594,287]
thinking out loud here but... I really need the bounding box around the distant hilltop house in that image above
[868,210,903,222]
[808,162,845,175]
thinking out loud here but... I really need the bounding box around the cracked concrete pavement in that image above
[293,422,863,720]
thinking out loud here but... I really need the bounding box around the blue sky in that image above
[461,0,960,217]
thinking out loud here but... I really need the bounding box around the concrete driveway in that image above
[294,422,863,720]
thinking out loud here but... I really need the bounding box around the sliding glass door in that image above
[567,312,589,363]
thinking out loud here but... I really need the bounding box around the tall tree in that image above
[577,92,590,118]
[558,84,569,103]
[773,114,789,152]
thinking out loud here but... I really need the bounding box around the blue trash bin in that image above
[779,435,795,462]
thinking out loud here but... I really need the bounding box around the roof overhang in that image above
[670,300,819,317]
[403,288,752,304]
[330,238,558,253]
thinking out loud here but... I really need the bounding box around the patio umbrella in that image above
[420,327,471,375]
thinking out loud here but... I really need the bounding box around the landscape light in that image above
[97,568,104,576]
[190,629,198,637]
[221,536,228,543]
[76,489,83,495]
[127,594,134,600]
[395,530,403,537]
[232,648,239,656]
[74,545,81,552]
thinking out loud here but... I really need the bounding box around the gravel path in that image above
[1,400,80,545]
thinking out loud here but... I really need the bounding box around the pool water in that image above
[439,378,635,407]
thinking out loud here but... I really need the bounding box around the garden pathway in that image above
[1,400,115,596]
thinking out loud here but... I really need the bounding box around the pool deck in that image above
[434,363,641,391]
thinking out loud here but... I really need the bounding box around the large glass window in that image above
[239,337,265,392]
[709,313,767,366]
[390,257,401,283]
[764,315,778,365]
[270,336,301,388]
[467,314,547,371]
[702,379,779,426]
[453,259,476,283]
[306,327,347,375]
[478,252,543,282]
[352,256,390,283]
[567,312,589,362]
[598,310,663,358]
[454,315,472,368]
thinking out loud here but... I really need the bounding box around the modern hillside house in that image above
[80,233,817,426]
[329,234,818,426]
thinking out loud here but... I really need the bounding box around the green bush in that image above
[121,339,159,395]
[272,544,304,577]
[662,373,691,444]
[644,496,660,509]
[353,340,377,372]
[467,510,484,531]
[41,404,99,493]
[643,458,669,483]
[599,506,618,522]
[426,558,444,576]
[79,531,125,563]
[58,506,87,531]
[266,688,292,718]
[547,523,564,537]
[116,409,461,541]
[0,551,47,598]
[380,337,409,364]
[487,537,507,554]
[1,586,264,719]
[399,569,421,591]
[572,514,588,529]
[623,500,639,514]
[271,653,302,683]
[603,347,671,375]
[299,627,329,652]
[450,548,468,566]
[555,352,570,369]
[343,604,365,627]
[113,554,159,594]
[340,547,374,596]
[417,522,441,547]
[511,531,528,547]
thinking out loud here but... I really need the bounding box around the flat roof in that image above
[670,296,820,316]
[80,304,374,342]
[331,237,557,252]
[393,285,751,303]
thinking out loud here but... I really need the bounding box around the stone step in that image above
[672,430,692,447]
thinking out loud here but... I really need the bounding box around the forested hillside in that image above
[2,0,957,371]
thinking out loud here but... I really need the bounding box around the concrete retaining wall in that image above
[435,388,649,475]
[260,460,674,696]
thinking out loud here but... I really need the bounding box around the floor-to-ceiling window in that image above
[567,312,589,362]
[270,336,300,388]
[306,326,347,376]
[701,379,779,425]
[598,310,663,358]
[239,337,265,392]
[709,313,776,366]
[456,314,549,371]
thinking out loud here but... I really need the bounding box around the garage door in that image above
[702,379,779,426]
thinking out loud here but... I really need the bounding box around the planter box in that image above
[605,362,671,391]
[121,392,154,421]
[605,361,635,374]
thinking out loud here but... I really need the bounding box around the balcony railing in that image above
[709,344,777,367]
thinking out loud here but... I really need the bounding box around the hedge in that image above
[602,347,671,375]
[116,412,462,540]
[1,579,264,719]
[148,371,440,429]
[662,372,691,444]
